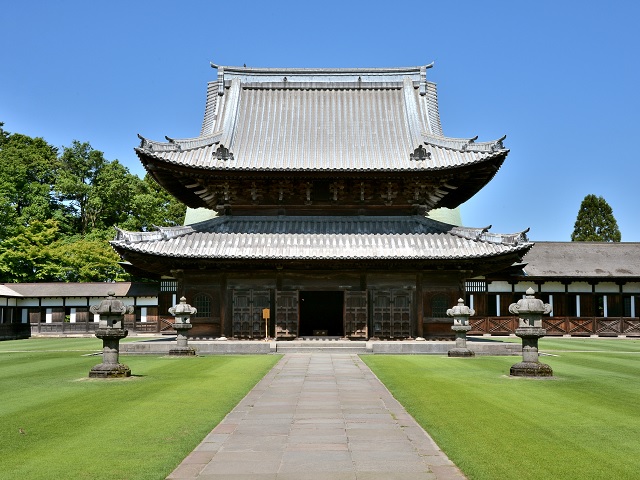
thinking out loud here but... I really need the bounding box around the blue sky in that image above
[2,1,639,241]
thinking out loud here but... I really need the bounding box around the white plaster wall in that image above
[514,282,537,293]
[623,283,640,293]
[122,296,135,306]
[541,282,566,293]
[16,299,40,307]
[89,297,104,306]
[488,281,511,293]
[69,307,76,323]
[45,308,53,323]
[140,307,147,322]
[595,282,620,293]
[22,310,28,323]
[568,282,592,293]
[65,297,89,307]
[40,297,64,307]
[137,296,159,306]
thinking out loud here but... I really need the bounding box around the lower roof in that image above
[112,215,531,262]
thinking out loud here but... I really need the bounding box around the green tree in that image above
[0,127,186,283]
[571,194,621,242]
[0,220,62,282]
[0,220,129,283]
[51,236,129,282]
[0,130,61,237]
[56,141,109,235]
[0,122,9,145]
[119,174,187,232]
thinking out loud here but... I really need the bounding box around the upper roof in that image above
[137,64,507,173]
[520,242,640,278]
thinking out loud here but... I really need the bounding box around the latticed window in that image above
[161,280,178,292]
[431,295,449,318]
[194,293,212,318]
[465,280,487,293]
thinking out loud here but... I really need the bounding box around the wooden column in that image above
[416,273,424,338]
[220,274,228,337]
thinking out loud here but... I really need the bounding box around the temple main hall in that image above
[112,63,532,339]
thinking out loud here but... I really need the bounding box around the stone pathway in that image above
[167,353,465,479]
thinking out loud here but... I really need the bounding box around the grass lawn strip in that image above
[0,338,280,480]
[362,339,640,480]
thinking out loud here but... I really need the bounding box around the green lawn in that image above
[362,338,640,480]
[0,338,280,480]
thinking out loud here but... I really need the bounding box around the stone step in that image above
[275,339,369,353]
[275,346,369,354]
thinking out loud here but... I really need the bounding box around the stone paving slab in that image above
[167,353,465,479]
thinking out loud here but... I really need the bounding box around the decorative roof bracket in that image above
[215,144,234,161]
[410,145,431,161]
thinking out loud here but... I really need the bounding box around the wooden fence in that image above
[469,316,640,336]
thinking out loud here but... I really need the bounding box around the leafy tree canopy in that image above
[571,194,621,242]
[0,122,187,282]
[0,130,61,236]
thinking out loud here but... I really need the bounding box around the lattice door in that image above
[391,291,411,338]
[371,290,411,338]
[372,291,392,337]
[276,291,298,338]
[232,290,271,338]
[345,291,367,338]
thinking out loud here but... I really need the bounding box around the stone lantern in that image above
[509,288,553,377]
[446,298,475,357]
[89,291,134,378]
[168,297,197,356]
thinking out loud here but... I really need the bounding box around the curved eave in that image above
[112,241,531,278]
[136,146,508,210]
[111,233,531,262]
[135,141,507,173]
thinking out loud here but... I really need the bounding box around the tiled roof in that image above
[112,216,531,261]
[521,242,640,278]
[137,65,506,173]
[2,282,158,298]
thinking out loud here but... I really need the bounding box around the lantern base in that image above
[89,363,131,378]
[448,348,475,357]
[169,347,197,356]
[510,361,553,377]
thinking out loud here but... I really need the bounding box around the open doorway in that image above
[299,291,344,337]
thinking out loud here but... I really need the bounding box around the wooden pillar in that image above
[220,274,228,337]
[416,273,424,338]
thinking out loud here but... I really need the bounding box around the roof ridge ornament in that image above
[137,133,150,150]
[164,136,181,150]
[461,135,478,151]
[492,135,507,151]
[419,62,434,96]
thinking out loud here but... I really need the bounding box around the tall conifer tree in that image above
[571,194,621,242]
